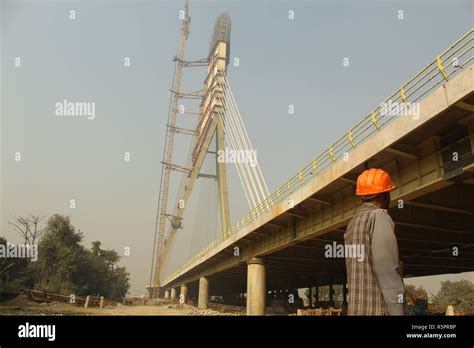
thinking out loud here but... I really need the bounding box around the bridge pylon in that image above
[150,11,232,298]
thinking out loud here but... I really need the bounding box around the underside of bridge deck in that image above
[183,179,474,302]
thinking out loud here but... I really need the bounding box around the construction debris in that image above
[297,307,343,316]
[159,302,238,316]
[20,289,117,308]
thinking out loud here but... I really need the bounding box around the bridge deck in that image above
[162,64,474,294]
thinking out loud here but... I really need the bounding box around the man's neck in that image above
[365,201,385,209]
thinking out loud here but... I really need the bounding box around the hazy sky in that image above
[1,0,473,296]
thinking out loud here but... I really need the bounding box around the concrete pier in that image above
[246,257,266,315]
[164,290,170,300]
[170,288,177,301]
[180,284,188,304]
[198,276,209,309]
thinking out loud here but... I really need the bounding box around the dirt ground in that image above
[0,296,205,316]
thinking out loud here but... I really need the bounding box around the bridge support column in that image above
[164,290,170,300]
[315,282,319,307]
[308,286,312,307]
[246,257,266,315]
[467,116,474,153]
[329,280,334,307]
[343,283,348,307]
[180,284,188,304]
[170,288,177,301]
[198,276,209,309]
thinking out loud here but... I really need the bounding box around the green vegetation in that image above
[432,280,474,313]
[0,236,33,294]
[1,214,130,301]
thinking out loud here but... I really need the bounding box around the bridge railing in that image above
[166,29,473,282]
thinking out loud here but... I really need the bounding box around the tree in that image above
[432,280,474,313]
[107,266,130,300]
[32,214,85,293]
[317,286,331,301]
[0,237,34,294]
[3,214,130,301]
[8,214,46,245]
[86,241,130,299]
[91,241,102,256]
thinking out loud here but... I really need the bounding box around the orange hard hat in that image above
[356,168,396,196]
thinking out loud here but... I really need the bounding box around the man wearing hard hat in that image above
[344,168,404,315]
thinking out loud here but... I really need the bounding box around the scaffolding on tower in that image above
[147,0,209,298]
